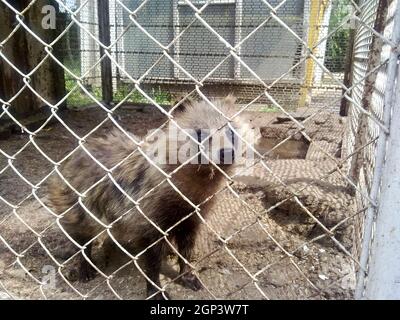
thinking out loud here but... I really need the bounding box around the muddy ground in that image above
[0,104,356,299]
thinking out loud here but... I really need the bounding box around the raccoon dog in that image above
[48,95,257,299]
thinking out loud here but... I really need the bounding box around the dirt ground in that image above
[0,104,356,300]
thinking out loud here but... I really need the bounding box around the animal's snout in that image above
[219,148,235,164]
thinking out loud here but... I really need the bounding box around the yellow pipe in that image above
[299,0,330,107]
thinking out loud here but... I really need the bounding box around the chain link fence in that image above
[0,0,399,299]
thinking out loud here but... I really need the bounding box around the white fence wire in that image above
[0,0,399,300]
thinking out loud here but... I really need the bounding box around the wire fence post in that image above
[355,0,400,299]
[97,0,113,106]
[363,61,400,300]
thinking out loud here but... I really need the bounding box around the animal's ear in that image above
[224,94,237,107]
[171,94,192,114]
[220,94,237,117]
[172,101,187,113]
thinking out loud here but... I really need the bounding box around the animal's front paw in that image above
[180,273,203,291]
[78,261,97,282]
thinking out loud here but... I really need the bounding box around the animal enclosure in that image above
[0,0,399,300]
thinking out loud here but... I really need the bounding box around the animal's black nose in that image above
[219,148,235,164]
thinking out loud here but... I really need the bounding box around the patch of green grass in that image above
[65,81,171,109]
[63,61,98,108]
[65,79,102,108]
[325,0,351,72]
[113,84,171,105]
[113,84,145,104]
[150,86,171,105]
[63,58,171,108]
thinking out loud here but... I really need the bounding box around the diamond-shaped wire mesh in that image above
[0,0,398,299]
